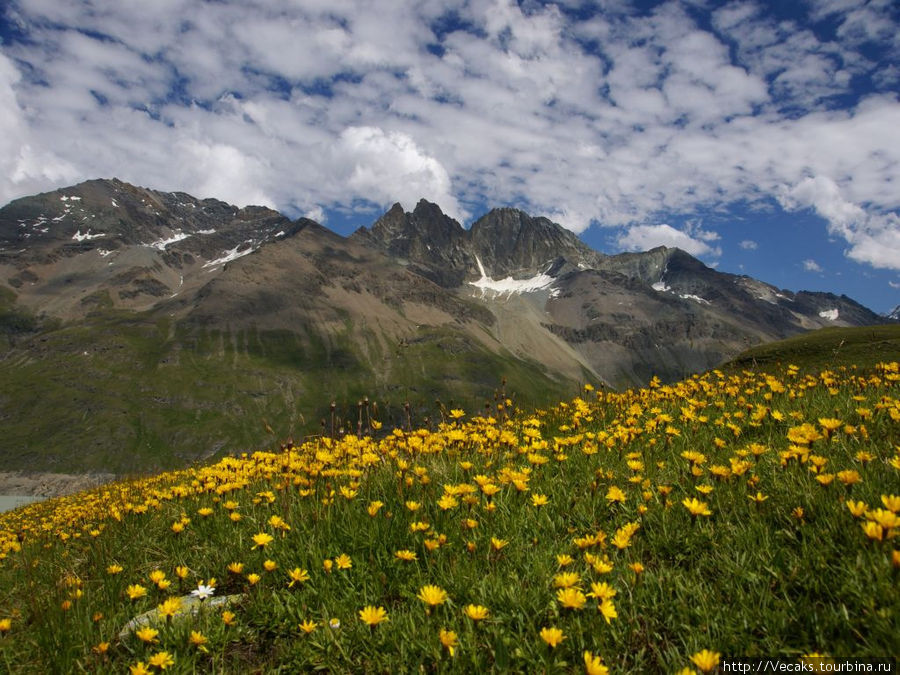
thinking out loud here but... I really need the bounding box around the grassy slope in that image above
[0,357,896,672]
[0,310,580,473]
[722,324,900,373]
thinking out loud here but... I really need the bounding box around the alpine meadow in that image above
[0,348,898,672]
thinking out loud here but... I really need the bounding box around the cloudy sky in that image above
[1,0,898,313]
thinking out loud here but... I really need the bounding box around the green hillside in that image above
[0,309,581,474]
[722,324,900,373]
[0,358,897,672]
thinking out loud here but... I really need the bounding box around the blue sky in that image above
[1,0,898,313]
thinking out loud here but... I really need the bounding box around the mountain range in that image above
[0,179,889,473]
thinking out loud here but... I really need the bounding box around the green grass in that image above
[0,312,579,473]
[722,324,900,374]
[0,360,897,672]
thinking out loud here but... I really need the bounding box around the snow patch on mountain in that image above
[819,308,839,321]
[469,256,555,297]
[680,293,711,305]
[72,229,105,241]
[203,243,256,268]
[147,232,190,250]
[652,272,710,305]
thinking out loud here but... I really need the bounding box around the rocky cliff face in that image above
[467,208,604,277]
[351,200,471,287]
[354,200,885,386]
[1,181,888,389]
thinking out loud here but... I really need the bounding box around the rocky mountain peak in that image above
[351,200,469,287]
[0,178,292,318]
[468,207,603,278]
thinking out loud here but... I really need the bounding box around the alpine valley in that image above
[0,179,887,474]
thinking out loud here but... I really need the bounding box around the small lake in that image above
[0,495,40,513]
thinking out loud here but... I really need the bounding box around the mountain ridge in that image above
[0,179,892,472]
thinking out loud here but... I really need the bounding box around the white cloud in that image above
[333,126,463,221]
[177,140,274,209]
[0,0,897,281]
[779,174,900,270]
[740,239,758,250]
[617,223,722,258]
[303,205,326,223]
[0,51,78,204]
[803,259,824,273]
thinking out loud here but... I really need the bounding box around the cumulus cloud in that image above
[0,51,78,204]
[779,174,900,270]
[177,140,275,209]
[740,240,758,250]
[333,126,464,221]
[617,223,722,258]
[0,0,898,281]
[803,259,824,273]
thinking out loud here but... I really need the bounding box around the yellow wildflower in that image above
[157,596,182,619]
[135,627,159,643]
[439,628,458,656]
[553,571,580,588]
[490,537,509,551]
[598,598,618,623]
[557,554,574,566]
[358,605,389,626]
[126,584,148,601]
[251,532,274,549]
[417,584,448,606]
[288,567,310,587]
[682,498,712,517]
[584,651,610,675]
[557,587,587,610]
[147,651,175,670]
[531,494,549,507]
[690,649,721,673]
[189,630,208,650]
[540,626,565,647]
[606,486,626,503]
[463,604,489,621]
[882,495,900,513]
[588,582,616,601]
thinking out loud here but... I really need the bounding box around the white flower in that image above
[328,618,340,629]
[190,584,215,600]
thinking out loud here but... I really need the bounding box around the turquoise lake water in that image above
[0,495,40,513]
